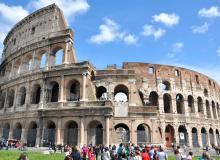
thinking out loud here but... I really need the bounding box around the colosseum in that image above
[0,4,220,148]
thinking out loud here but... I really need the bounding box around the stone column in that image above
[63,41,69,64]
[45,47,51,70]
[13,86,18,112]
[3,89,8,112]
[81,72,88,101]
[105,116,110,147]
[9,60,15,79]
[0,126,3,138]
[59,76,65,103]
[172,98,177,114]
[213,131,217,146]
[80,117,84,146]
[9,121,13,139]
[160,123,166,145]
[56,118,62,145]
[21,128,27,143]
[25,81,31,109]
[184,99,189,117]
[174,125,179,146]
[158,97,164,113]
[35,128,41,147]
[187,127,192,147]
[197,130,202,147]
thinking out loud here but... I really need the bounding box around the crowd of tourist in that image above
[61,143,199,160]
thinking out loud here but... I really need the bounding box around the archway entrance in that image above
[64,121,78,145]
[201,128,207,147]
[192,128,199,147]
[178,125,188,146]
[165,125,174,147]
[87,121,103,145]
[216,129,220,146]
[3,123,10,140]
[137,124,151,145]
[43,121,56,147]
[209,128,214,146]
[13,123,22,140]
[27,122,37,147]
[112,123,130,145]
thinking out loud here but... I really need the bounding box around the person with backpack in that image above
[156,147,168,160]
[82,144,88,160]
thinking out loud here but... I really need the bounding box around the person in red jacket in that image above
[88,147,95,160]
[142,148,150,160]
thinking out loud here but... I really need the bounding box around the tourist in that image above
[82,144,88,160]
[149,146,155,160]
[64,155,73,160]
[141,148,150,160]
[174,149,181,160]
[17,153,29,160]
[103,147,111,160]
[134,150,142,160]
[186,152,193,160]
[156,147,167,160]
[117,143,125,160]
[88,147,95,160]
[70,146,81,160]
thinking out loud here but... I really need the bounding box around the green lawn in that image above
[0,150,65,160]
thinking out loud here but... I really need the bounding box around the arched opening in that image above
[3,123,10,140]
[114,84,129,102]
[161,81,171,91]
[40,52,47,68]
[50,82,59,102]
[0,92,6,109]
[13,123,22,140]
[204,88,208,97]
[43,121,56,147]
[14,59,21,74]
[188,95,195,113]
[163,93,172,113]
[197,97,203,113]
[96,86,107,100]
[87,120,103,145]
[8,89,15,108]
[67,80,80,101]
[178,125,188,146]
[18,87,26,106]
[114,123,130,144]
[64,121,78,145]
[165,125,175,148]
[31,84,41,104]
[217,103,220,118]
[27,122,37,147]
[137,124,151,145]
[212,101,217,119]
[149,91,158,106]
[54,48,64,65]
[206,100,211,118]
[23,54,33,71]
[192,128,199,147]
[176,94,184,114]
[209,128,214,146]
[201,127,207,147]
[216,129,220,146]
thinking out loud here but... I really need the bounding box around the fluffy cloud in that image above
[172,42,184,52]
[28,0,90,23]
[90,18,138,45]
[152,13,179,27]
[141,24,166,40]
[217,47,220,56]
[192,22,209,34]
[0,3,28,25]
[198,6,220,18]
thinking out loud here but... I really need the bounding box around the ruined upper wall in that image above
[2,4,67,60]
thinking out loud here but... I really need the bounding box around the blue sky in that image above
[1,0,220,83]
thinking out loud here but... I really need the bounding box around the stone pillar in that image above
[13,86,18,112]
[81,72,88,101]
[56,118,62,145]
[0,126,3,138]
[25,81,31,109]
[9,121,13,139]
[197,130,202,147]
[45,49,50,70]
[174,125,179,146]
[206,131,210,146]
[172,99,177,114]
[21,128,27,143]
[3,89,8,112]
[9,60,15,78]
[160,123,166,145]
[105,116,110,147]
[158,96,164,113]
[59,76,65,103]
[80,117,84,146]
[213,131,217,146]
[63,42,69,64]
[187,127,192,147]
[36,128,41,147]
[185,99,189,116]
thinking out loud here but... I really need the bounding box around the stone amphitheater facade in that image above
[0,4,220,148]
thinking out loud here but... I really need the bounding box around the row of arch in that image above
[2,46,65,77]
[165,125,220,147]
[1,121,151,146]
[163,93,220,118]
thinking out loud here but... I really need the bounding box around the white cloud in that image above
[172,42,184,52]
[167,53,175,58]
[0,3,28,24]
[217,47,220,56]
[141,24,166,40]
[28,0,90,23]
[90,18,138,45]
[123,34,138,45]
[198,6,220,18]
[192,22,209,34]
[152,13,179,27]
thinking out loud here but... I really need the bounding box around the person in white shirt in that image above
[103,147,111,160]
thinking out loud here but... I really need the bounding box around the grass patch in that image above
[0,150,65,160]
